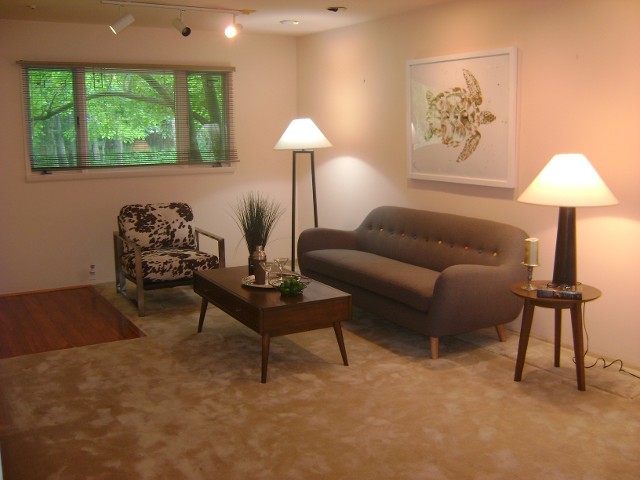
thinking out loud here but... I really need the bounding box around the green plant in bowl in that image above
[271,275,310,296]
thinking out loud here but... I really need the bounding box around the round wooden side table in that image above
[510,280,601,391]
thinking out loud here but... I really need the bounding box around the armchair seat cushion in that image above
[121,248,219,284]
[302,249,437,312]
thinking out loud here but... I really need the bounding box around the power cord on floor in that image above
[572,303,640,381]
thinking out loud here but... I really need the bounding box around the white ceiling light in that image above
[225,15,243,38]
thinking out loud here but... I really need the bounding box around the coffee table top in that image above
[195,266,350,309]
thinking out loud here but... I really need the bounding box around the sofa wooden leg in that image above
[496,324,507,342]
[429,337,439,359]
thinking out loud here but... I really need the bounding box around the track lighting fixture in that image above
[224,16,243,39]
[172,11,191,37]
[102,1,254,38]
[109,12,135,35]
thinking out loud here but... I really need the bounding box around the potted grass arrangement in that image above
[232,191,284,274]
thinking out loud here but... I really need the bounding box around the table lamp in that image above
[517,153,618,288]
[274,118,332,271]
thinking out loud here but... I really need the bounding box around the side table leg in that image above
[197,298,208,333]
[261,333,271,384]
[570,304,586,391]
[333,322,349,366]
[554,309,562,367]
[514,300,535,382]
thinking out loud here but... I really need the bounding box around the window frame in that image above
[18,60,237,180]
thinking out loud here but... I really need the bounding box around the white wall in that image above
[296,0,640,366]
[0,20,298,292]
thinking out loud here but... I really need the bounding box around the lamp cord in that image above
[573,303,640,380]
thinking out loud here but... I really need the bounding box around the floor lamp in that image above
[274,118,332,272]
[517,153,618,288]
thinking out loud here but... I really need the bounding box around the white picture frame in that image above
[407,47,518,188]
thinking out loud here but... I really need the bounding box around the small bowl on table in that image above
[269,274,311,296]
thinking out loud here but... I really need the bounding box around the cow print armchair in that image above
[113,202,225,316]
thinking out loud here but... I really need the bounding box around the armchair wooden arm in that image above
[113,231,144,309]
[195,227,226,268]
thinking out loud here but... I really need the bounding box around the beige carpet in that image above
[0,284,639,479]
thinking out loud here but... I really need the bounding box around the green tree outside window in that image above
[21,62,237,172]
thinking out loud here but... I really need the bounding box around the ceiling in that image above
[0,0,448,36]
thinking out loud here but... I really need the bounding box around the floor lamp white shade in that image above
[274,118,332,271]
[518,153,617,286]
[274,118,332,150]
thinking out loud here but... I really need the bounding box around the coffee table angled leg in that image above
[333,322,349,366]
[197,298,208,333]
[261,333,270,384]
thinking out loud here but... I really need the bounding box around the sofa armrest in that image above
[427,263,526,337]
[298,228,359,257]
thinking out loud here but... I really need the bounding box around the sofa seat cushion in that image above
[122,248,218,283]
[301,249,439,312]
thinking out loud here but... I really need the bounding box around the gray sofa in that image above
[298,206,528,358]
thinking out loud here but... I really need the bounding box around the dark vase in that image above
[251,246,267,284]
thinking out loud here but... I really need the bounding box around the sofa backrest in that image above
[355,206,527,272]
[118,202,196,251]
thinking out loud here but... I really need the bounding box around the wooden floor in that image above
[0,286,145,359]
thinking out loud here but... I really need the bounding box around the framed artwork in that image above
[407,47,517,188]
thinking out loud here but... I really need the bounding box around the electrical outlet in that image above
[89,264,97,281]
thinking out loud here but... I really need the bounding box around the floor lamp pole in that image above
[291,154,297,272]
[310,151,318,227]
[291,149,318,272]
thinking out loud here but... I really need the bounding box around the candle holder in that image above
[521,262,539,291]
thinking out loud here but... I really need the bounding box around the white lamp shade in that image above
[110,13,135,35]
[274,118,332,150]
[518,153,618,207]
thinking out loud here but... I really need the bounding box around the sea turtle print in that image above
[424,69,496,162]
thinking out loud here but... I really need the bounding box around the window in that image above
[19,61,237,173]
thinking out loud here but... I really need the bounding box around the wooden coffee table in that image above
[194,266,351,383]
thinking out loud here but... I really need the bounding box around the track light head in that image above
[172,16,191,37]
[224,19,243,38]
[109,13,135,35]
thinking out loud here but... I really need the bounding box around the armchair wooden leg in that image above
[115,275,123,294]
[115,268,126,295]
[429,337,439,359]
[113,234,126,294]
[496,324,507,342]
[134,249,145,316]
[135,276,145,317]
